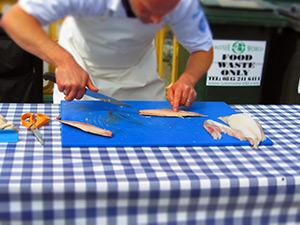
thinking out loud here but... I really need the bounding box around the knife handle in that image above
[43,72,56,83]
[43,72,89,93]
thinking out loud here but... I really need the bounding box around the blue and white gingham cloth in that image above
[0,103,300,225]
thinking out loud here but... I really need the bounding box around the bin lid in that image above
[263,0,299,3]
[201,0,287,27]
[278,3,300,19]
[277,3,300,32]
[202,0,275,11]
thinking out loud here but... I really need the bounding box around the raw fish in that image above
[58,120,112,137]
[0,113,19,132]
[219,113,266,149]
[204,119,245,141]
[139,109,207,118]
[0,113,6,124]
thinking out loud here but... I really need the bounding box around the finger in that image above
[63,90,69,96]
[184,91,197,107]
[75,88,86,100]
[64,89,77,101]
[86,78,99,93]
[183,92,193,107]
[172,90,182,112]
[167,88,174,106]
[184,99,192,107]
[58,85,66,93]
[180,90,189,106]
[64,94,73,101]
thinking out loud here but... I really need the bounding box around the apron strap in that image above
[121,0,136,18]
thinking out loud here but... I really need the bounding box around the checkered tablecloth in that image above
[0,103,300,225]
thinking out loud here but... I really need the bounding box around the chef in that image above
[1,0,213,111]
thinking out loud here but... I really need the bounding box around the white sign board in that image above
[207,40,266,86]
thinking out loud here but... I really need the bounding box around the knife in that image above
[43,72,133,108]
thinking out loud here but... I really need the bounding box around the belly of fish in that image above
[219,113,266,148]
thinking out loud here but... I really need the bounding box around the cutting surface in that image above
[60,101,273,147]
[0,130,19,143]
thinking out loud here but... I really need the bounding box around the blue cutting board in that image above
[0,130,19,143]
[60,101,273,147]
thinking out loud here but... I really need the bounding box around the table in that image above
[0,103,300,225]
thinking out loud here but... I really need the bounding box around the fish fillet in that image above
[204,119,245,141]
[219,113,266,149]
[139,109,207,118]
[0,113,19,132]
[58,120,112,137]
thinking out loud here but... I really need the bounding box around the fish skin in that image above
[58,120,112,137]
[139,109,207,118]
[219,113,266,149]
[203,120,223,139]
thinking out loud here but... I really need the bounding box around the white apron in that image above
[53,15,166,103]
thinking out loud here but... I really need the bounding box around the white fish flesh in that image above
[0,113,19,132]
[0,113,7,124]
[139,109,207,118]
[58,120,112,137]
[219,113,266,149]
[204,119,245,141]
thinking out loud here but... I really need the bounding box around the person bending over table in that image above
[1,0,213,111]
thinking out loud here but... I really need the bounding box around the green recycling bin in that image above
[178,0,287,104]
[260,2,300,104]
[263,0,299,3]
[272,3,300,104]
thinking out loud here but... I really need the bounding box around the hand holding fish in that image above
[167,78,197,112]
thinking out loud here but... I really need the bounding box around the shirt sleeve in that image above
[18,0,107,26]
[168,0,213,53]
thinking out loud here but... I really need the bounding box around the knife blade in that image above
[43,72,133,108]
[84,89,133,108]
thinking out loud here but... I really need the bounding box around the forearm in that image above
[1,4,98,101]
[178,47,214,87]
[1,4,74,68]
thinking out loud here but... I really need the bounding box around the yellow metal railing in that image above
[156,29,165,78]
[167,35,179,91]
[156,27,179,91]
[43,21,62,96]
[0,0,16,13]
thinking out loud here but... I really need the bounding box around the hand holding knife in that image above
[43,72,133,108]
